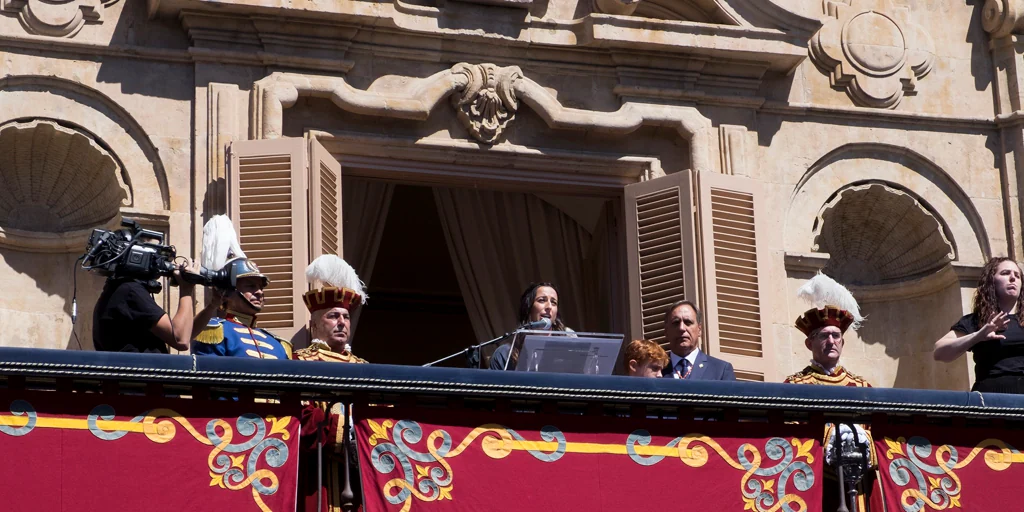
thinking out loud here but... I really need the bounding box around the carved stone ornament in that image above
[1,0,118,37]
[451,63,523,145]
[983,0,1024,37]
[810,0,935,109]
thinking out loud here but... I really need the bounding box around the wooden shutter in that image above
[227,138,309,341]
[624,171,699,344]
[308,137,343,260]
[694,171,772,382]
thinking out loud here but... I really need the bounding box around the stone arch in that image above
[0,75,171,351]
[0,75,170,213]
[785,143,984,391]
[787,142,990,267]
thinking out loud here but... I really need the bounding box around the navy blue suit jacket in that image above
[661,349,736,381]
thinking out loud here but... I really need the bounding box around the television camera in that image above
[81,218,231,289]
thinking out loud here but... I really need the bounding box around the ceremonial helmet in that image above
[201,215,268,289]
[303,254,367,313]
[222,257,269,289]
[794,272,864,336]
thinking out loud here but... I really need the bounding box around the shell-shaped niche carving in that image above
[0,120,130,233]
[812,183,954,286]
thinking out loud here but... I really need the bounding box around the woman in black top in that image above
[489,282,573,370]
[934,257,1024,392]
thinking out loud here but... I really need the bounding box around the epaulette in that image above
[843,369,873,387]
[194,321,225,345]
[266,333,293,359]
[783,367,814,384]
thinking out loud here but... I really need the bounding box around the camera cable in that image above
[70,255,85,349]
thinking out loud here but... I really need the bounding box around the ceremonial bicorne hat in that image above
[303,255,367,313]
[201,215,268,288]
[794,272,863,337]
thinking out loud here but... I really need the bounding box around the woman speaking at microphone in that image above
[489,282,574,370]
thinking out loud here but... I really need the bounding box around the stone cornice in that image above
[0,32,1003,128]
[157,2,810,74]
[253,68,713,171]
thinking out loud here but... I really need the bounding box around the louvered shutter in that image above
[694,171,771,382]
[308,137,343,259]
[227,138,309,341]
[624,171,699,344]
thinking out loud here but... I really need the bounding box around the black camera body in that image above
[83,218,236,290]
[83,219,177,282]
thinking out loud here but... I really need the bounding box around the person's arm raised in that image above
[191,287,225,340]
[933,311,1010,362]
[150,263,198,352]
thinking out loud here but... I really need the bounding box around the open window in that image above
[226,137,342,344]
[625,170,772,381]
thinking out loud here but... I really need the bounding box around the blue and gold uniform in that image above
[192,311,292,360]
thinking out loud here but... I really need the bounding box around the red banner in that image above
[356,407,823,512]
[874,423,1024,512]
[0,391,300,512]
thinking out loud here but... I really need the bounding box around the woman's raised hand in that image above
[980,311,1012,340]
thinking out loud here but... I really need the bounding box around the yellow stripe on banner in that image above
[510,440,685,457]
[986,452,1024,464]
[0,415,147,433]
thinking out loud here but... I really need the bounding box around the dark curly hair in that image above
[973,257,1024,324]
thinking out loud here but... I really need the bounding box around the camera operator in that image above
[92,260,200,353]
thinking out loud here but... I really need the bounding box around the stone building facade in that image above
[0,0,1019,390]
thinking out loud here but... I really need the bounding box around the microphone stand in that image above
[422,330,517,368]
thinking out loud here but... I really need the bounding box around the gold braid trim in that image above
[194,323,225,345]
[292,342,368,363]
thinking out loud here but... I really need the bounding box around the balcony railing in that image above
[1,347,1022,511]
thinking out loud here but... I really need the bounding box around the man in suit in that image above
[661,300,735,380]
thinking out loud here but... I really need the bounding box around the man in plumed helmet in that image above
[784,272,881,512]
[292,254,369,512]
[190,216,291,360]
[785,273,870,387]
[293,254,369,363]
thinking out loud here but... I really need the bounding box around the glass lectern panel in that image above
[509,330,624,375]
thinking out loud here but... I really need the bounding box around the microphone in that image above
[521,317,552,330]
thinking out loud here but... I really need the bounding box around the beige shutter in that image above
[624,171,699,345]
[308,137,343,259]
[694,171,771,382]
[227,138,309,341]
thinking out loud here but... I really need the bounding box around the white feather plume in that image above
[306,255,368,303]
[201,215,246,270]
[797,272,864,329]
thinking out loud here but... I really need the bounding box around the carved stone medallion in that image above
[810,0,935,108]
[1,0,119,38]
[451,63,523,145]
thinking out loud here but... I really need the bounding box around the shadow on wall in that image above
[93,0,194,100]
[0,248,106,351]
[966,0,993,93]
[855,273,970,391]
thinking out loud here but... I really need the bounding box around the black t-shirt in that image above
[93,279,169,353]
[953,313,1024,382]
